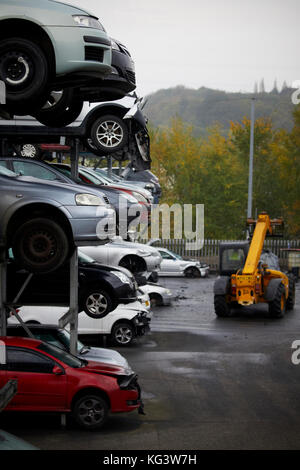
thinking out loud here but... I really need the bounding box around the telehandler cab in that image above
[214,212,295,318]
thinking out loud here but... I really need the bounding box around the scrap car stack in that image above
[0,0,209,433]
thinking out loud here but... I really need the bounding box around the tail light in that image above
[255,284,260,294]
[231,285,237,295]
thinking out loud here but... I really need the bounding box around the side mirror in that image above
[53,365,63,375]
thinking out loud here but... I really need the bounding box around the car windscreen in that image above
[0,166,18,177]
[37,342,85,368]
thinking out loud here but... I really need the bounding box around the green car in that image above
[0,0,112,115]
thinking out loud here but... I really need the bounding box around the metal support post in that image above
[107,155,112,179]
[0,257,7,336]
[69,248,78,356]
[70,138,80,181]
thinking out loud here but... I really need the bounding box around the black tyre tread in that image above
[286,276,295,310]
[214,295,231,317]
[35,90,83,127]
[269,283,286,318]
[11,217,69,274]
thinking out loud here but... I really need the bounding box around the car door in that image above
[5,347,67,411]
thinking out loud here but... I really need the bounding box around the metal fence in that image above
[141,238,300,271]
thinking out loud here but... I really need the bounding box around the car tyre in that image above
[184,266,201,278]
[214,295,232,317]
[35,89,84,127]
[149,293,163,307]
[90,114,128,155]
[82,288,113,319]
[18,143,40,159]
[0,38,49,114]
[269,283,286,318]
[286,276,295,310]
[112,322,135,346]
[72,394,108,430]
[119,255,146,274]
[12,217,70,274]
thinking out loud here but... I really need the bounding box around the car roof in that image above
[0,336,42,348]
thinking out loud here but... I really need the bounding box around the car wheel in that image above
[12,217,70,274]
[18,143,40,159]
[112,322,135,346]
[72,394,108,430]
[119,255,146,274]
[184,266,200,278]
[35,89,83,127]
[83,289,113,319]
[0,38,49,114]
[90,114,128,155]
[149,293,163,307]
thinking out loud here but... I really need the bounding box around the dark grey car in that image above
[0,158,142,239]
[0,166,115,273]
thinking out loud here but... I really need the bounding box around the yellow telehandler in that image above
[214,212,295,318]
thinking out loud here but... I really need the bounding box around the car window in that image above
[13,161,58,181]
[0,166,17,177]
[6,347,54,373]
[0,161,8,169]
[159,250,174,260]
[38,342,85,368]
[222,248,245,272]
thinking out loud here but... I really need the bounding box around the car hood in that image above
[49,0,95,16]
[111,238,161,255]
[82,360,134,377]
[79,347,131,370]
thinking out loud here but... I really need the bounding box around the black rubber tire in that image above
[83,137,106,157]
[119,255,146,274]
[90,114,128,155]
[269,283,286,318]
[150,293,163,307]
[148,272,158,283]
[35,89,83,127]
[12,217,70,274]
[112,322,135,346]
[214,295,232,317]
[184,266,201,278]
[72,394,108,430]
[286,276,295,310]
[0,37,49,114]
[82,288,113,319]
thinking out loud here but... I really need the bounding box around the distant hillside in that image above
[144,86,296,134]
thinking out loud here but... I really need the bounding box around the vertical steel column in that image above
[69,247,79,356]
[107,155,112,179]
[0,256,7,336]
[70,138,80,181]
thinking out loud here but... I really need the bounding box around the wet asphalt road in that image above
[1,275,300,450]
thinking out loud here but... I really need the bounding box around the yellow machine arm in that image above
[242,213,284,275]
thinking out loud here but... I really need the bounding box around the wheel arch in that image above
[0,19,56,78]
[71,387,111,411]
[6,203,73,245]
[83,104,128,133]
[118,254,147,273]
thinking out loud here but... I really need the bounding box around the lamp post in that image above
[247,98,255,218]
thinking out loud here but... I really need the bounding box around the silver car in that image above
[156,247,210,278]
[0,0,112,115]
[81,236,162,276]
[0,165,115,273]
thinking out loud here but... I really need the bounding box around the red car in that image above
[0,337,142,430]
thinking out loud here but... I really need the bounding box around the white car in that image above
[156,247,210,278]
[140,283,174,306]
[9,302,152,346]
[81,236,162,277]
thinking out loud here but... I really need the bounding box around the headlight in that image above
[145,183,154,190]
[111,39,120,51]
[112,271,133,286]
[121,193,139,204]
[75,193,106,206]
[73,15,105,31]
[137,249,151,257]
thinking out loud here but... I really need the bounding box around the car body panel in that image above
[156,248,210,277]
[140,283,175,305]
[0,0,112,77]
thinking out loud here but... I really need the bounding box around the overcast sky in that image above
[70,0,300,97]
